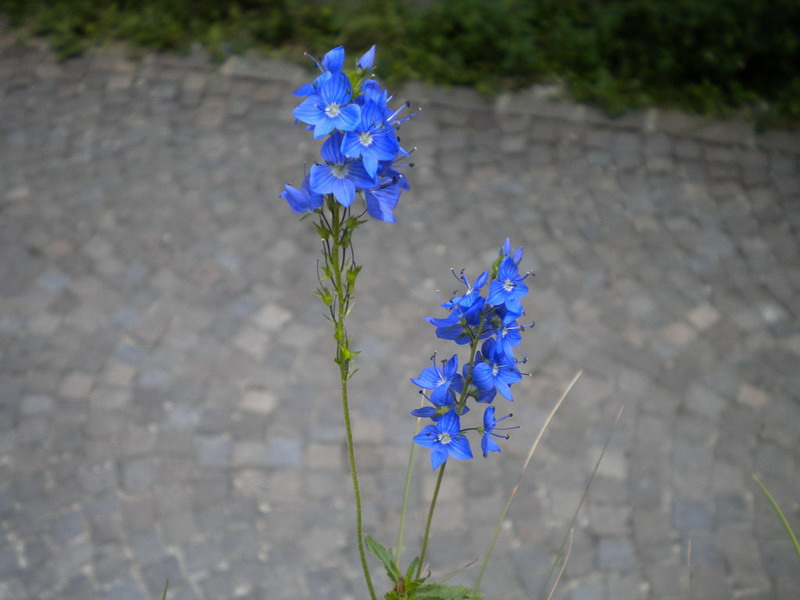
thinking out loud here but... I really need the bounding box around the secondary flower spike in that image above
[412,239,531,468]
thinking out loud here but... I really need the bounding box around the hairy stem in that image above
[326,200,377,600]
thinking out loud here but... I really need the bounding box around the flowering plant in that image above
[282,45,543,600]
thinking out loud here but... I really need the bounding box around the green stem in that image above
[412,312,486,582]
[396,405,425,565]
[339,363,377,600]
[326,200,377,600]
[416,461,446,579]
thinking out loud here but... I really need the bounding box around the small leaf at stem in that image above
[365,536,401,582]
[315,288,333,306]
[347,265,363,285]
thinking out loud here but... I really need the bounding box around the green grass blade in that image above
[160,581,168,600]
[753,474,800,559]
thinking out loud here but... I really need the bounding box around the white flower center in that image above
[492,364,500,377]
[325,103,341,118]
[331,164,349,179]
[359,131,374,147]
[503,278,514,292]
[438,432,452,445]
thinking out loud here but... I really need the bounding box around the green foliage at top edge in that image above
[1,0,798,128]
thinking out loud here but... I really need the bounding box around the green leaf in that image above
[314,287,333,306]
[346,264,362,285]
[404,556,421,584]
[315,222,331,240]
[365,535,401,582]
[414,582,483,600]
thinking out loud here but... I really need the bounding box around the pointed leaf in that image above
[365,535,401,582]
[404,556,421,586]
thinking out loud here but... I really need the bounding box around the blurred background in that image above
[0,2,799,600]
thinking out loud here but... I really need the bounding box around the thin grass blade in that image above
[537,403,624,600]
[544,529,573,600]
[753,474,800,558]
[473,370,582,593]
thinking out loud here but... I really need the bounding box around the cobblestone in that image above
[1,34,799,600]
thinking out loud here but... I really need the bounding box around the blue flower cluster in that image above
[413,240,532,470]
[281,46,414,223]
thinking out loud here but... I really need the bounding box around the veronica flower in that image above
[427,295,486,344]
[341,100,400,178]
[309,132,377,207]
[280,175,324,214]
[292,46,346,97]
[480,406,517,457]
[502,237,524,265]
[292,71,361,139]
[442,269,489,310]
[357,45,376,70]
[488,306,524,360]
[414,410,473,470]
[487,256,529,314]
[472,338,522,401]
[410,354,464,407]
[364,175,404,222]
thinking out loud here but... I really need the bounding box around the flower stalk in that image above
[319,199,376,600]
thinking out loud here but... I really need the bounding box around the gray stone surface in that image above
[1,31,799,600]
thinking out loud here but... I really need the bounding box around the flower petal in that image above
[334,103,362,133]
[292,95,323,126]
[357,45,376,70]
[430,445,449,470]
[449,435,473,460]
[322,46,345,72]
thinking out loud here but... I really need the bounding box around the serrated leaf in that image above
[414,582,483,600]
[365,535,401,582]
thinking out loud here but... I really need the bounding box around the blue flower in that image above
[292,71,361,139]
[341,101,400,178]
[442,269,489,310]
[502,237,524,265]
[309,132,377,207]
[426,296,486,344]
[357,45,376,70]
[322,45,345,72]
[487,256,529,314]
[480,406,517,457]
[280,175,324,214]
[414,410,473,470]
[292,46,347,97]
[411,354,464,407]
[364,175,405,222]
[488,306,524,360]
[472,338,522,401]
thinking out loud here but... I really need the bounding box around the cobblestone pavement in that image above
[1,32,799,600]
